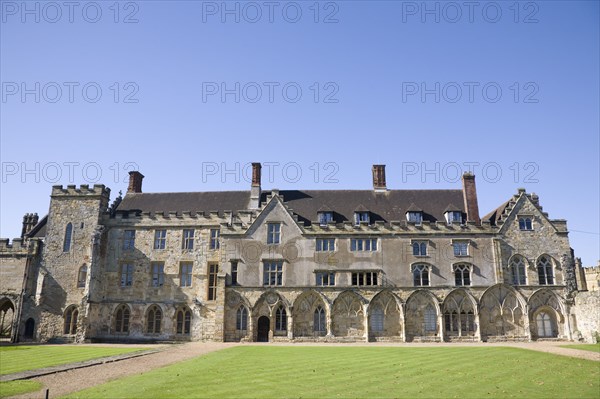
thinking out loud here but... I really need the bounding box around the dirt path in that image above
[10,342,237,399]
[9,341,598,399]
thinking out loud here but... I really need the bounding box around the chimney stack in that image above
[372,165,387,191]
[21,213,39,238]
[127,171,144,194]
[249,163,261,209]
[462,172,480,225]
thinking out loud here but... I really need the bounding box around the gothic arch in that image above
[252,290,290,340]
[0,298,15,338]
[293,290,329,337]
[367,290,403,340]
[479,284,527,340]
[528,288,565,339]
[442,289,478,337]
[332,290,365,338]
[225,290,251,342]
[405,290,440,340]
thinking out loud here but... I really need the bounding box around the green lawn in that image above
[64,346,600,399]
[0,380,42,398]
[0,345,146,375]
[560,343,600,353]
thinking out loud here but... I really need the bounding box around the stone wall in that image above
[571,291,600,343]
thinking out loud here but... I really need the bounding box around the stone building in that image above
[0,164,594,343]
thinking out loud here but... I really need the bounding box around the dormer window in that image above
[354,211,370,225]
[407,212,422,225]
[518,216,533,230]
[318,212,334,226]
[445,211,462,224]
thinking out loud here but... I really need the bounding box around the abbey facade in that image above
[0,164,593,343]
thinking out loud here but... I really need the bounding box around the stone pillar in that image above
[438,303,444,342]
[326,303,333,337]
[363,303,369,342]
[475,309,482,342]
[400,306,406,342]
[287,307,293,340]
[213,274,227,342]
[248,311,255,342]
[524,304,532,341]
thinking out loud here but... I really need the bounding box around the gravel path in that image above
[8,341,598,399]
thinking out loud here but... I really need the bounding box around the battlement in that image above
[583,266,600,274]
[51,184,111,198]
[0,238,40,254]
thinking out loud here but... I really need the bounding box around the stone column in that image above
[524,304,532,342]
[400,306,406,343]
[438,303,444,342]
[363,303,369,343]
[213,274,227,342]
[475,309,482,342]
[287,307,293,340]
[326,303,333,337]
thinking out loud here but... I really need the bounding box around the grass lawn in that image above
[559,343,600,353]
[0,345,146,375]
[64,346,600,399]
[0,380,42,399]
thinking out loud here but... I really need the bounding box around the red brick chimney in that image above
[250,163,261,209]
[127,171,144,194]
[372,165,387,191]
[462,172,480,225]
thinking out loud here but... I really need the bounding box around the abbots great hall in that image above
[1,164,597,343]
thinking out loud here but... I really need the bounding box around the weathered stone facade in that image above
[0,165,592,344]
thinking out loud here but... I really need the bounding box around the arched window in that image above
[314,306,326,333]
[176,307,192,335]
[77,265,87,288]
[412,264,430,286]
[412,242,427,256]
[236,306,248,331]
[275,306,287,332]
[0,300,15,338]
[536,312,555,337]
[424,304,436,332]
[146,305,162,334]
[370,306,384,332]
[510,256,527,285]
[63,223,73,252]
[453,264,471,286]
[114,305,130,334]
[64,306,78,335]
[537,256,554,285]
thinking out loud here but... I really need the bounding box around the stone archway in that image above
[529,289,565,339]
[0,299,15,339]
[257,316,270,342]
[368,291,402,341]
[405,291,440,341]
[442,289,477,340]
[332,291,365,339]
[479,284,527,340]
[293,291,328,338]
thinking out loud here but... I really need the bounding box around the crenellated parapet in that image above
[51,184,111,198]
[0,237,41,256]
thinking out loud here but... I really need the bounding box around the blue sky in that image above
[1,0,598,265]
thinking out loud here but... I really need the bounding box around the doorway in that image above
[257,316,270,342]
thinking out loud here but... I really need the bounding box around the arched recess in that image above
[113,304,131,334]
[293,290,329,338]
[63,305,79,335]
[528,289,565,339]
[368,290,403,340]
[479,284,527,340]
[24,318,35,339]
[332,291,365,338]
[175,305,192,336]
[252,290,290,340]
[145,304,163,335]
[405,290,440,341]
[442,289,477,338]
[224,290,252,342]
[0,299,15,339]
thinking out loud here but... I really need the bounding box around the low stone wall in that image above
[572,291,600,343]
